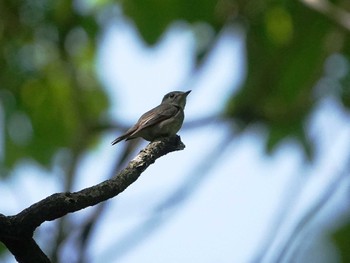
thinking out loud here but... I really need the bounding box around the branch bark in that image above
[0,136,185,263]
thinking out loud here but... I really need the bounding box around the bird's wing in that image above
[136,104,179,129]
[111,104,179,145]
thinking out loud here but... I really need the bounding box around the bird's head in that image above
[161,90,191,109]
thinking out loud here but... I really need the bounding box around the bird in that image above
[111,90,191,145]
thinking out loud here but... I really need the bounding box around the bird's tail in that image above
[111,133,129,145]
[111,126,139,145]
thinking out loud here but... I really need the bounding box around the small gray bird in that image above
[111,90,191,145]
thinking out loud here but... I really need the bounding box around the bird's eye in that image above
[169,93,175,98]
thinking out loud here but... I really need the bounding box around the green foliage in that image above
[224,1,350,159]
[122,0,223,44]
[0,0,109,173]
[332,221,350,262]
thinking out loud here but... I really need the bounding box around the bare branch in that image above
[0,136,185,263]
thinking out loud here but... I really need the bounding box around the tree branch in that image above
[0,136,185,263]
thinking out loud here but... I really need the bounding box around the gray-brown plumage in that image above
[111,90,191,145]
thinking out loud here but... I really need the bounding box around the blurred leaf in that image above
[339,34,350,108]
[332,220,350,263]
[122,0,223,45]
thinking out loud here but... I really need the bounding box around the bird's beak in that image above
[184,90,191,96]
